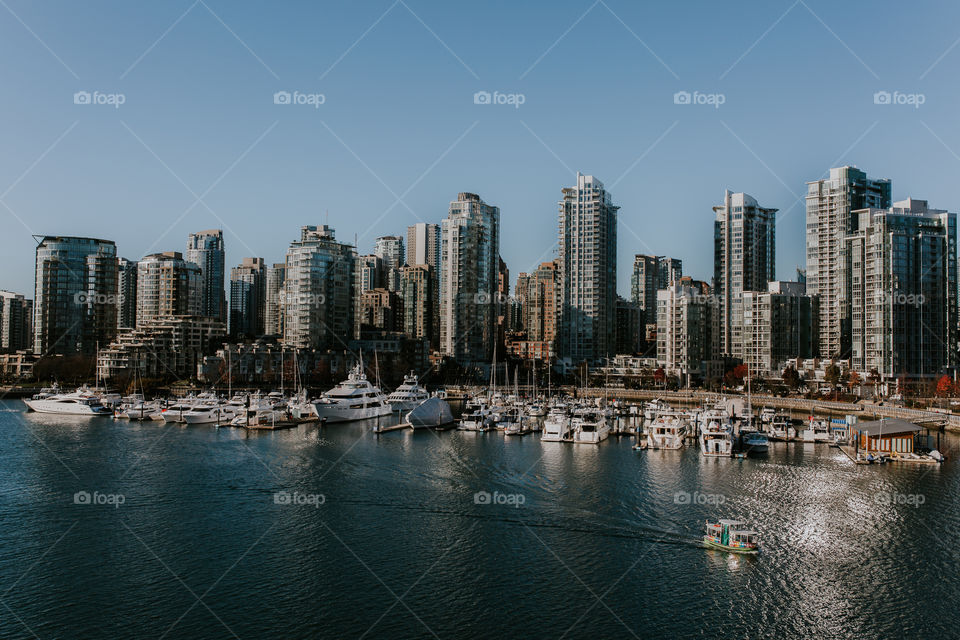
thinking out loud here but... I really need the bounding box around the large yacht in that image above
[646,414,687,449]
[386,372,430,411]
[541,407,573,442]
[23,390,112,416]
[572,409,611,444]
[313,363,392,423]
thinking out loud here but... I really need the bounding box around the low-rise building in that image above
[97,316,225,381]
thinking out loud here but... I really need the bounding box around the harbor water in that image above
[1,399,958,638]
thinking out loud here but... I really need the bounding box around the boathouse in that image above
[854,418,923,454]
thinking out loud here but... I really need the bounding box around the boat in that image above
[386,372,430,411]
[699,418,733,457]
[161,399,199,424]
[182,403,239,425]
[646,414,687,449]
[230,407,295,429]
[23,390,113,416]
[802,418,832,442]
[572,409,611,444]
[740,430,769,454]
[457,407,495,431]
[498,406,525,434]
[406,396,454,429]
[541,408,573,442]
[768,413,795,441]
[115,400,164,421]
[703,519,760,555]
[312,362,393,423]
[759,406,776,425]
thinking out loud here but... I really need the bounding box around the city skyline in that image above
[2,1,959,297]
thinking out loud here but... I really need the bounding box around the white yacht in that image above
[386,372,430,411]
[313,363,392,423]
[769,414,795,441]
[115,400,164,421]
[23,390,112,416]
[182,403,239,425]
[699,417,733,457]
[572,409,611,444]
[802,418,832,442]
[541,409,572,442]
[161,399,199,424]
[759,407,777,425]
[646,414,687,449]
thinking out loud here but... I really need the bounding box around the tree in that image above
[824,364,841,387]
[782,366,800,390]
[653,367,666,386]
[936,374,953,397]
[848,370,861,391]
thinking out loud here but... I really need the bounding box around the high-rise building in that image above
[657,283,717,382]
[116,258,138,330]
[615,296,641,354]
[136,252,202,326]
[0,291,32,352]
[440,192,500,363]
[406,223,441,269]
[229,257,266,336]
[400,264,433,343]
[34,236,118,355]
[264,263,286,336]
[407,222,441,346]
[374,235,404,292]
[847,199,957,380]
[806,166,892,358]
[186,229,225,321]
[282,225,355,349]
[741,281,819,377]
[558,173,618,362]
[515,260,559,356]
[356,288,401,335]
[630,254,683,338]
[713,190,777,358]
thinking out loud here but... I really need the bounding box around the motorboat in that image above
[703,519,760,555]
[541,408,573,441]
[759,407,777,425]
[386,372,430,411]
[802,418,832,442]
[740,430,769,454]
[406,396,454,429]
[768,414,795,441]
[115,400,164,421]
[572,409,611,444]
[182,403,238,425]
[312,362,393,423]
[23,390,112,416]
[646,414,687,449]
[699,419,733,457]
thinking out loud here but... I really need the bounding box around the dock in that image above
[374,422,411,433]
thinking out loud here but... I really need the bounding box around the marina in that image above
[4,396,958,638]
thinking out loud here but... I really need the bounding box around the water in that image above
[1,399,958,639]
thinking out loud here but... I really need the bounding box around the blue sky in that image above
[1,0,959,297]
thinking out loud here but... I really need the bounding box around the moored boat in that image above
[406,396,454,429]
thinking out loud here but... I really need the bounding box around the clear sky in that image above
[1,0,958,297]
